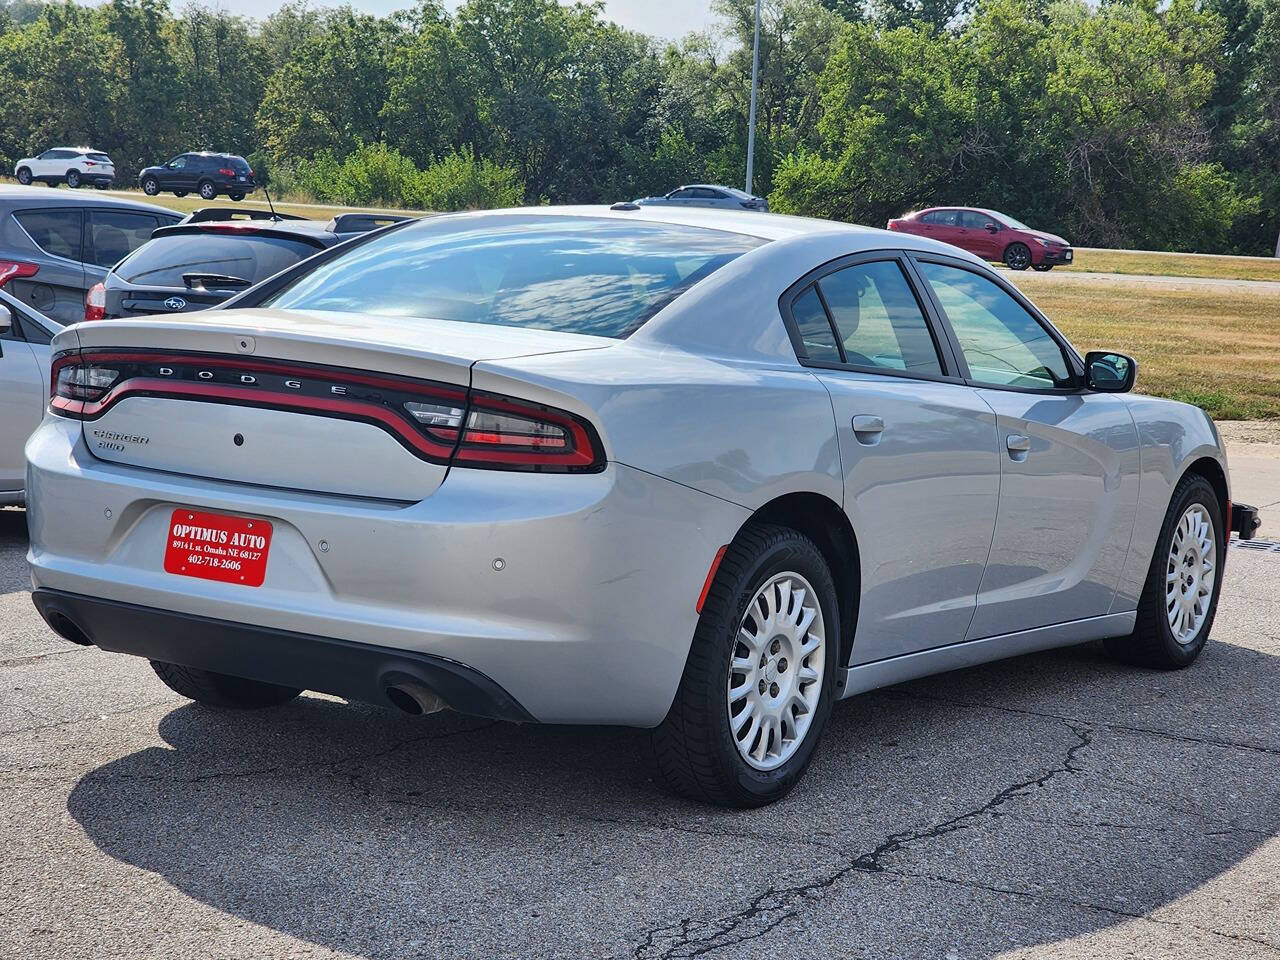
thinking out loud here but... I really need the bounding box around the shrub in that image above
[417,146,525,211]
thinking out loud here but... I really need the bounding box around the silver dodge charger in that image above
[25,207,1259,807]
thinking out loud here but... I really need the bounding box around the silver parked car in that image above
[634,183,768,211]
[0,290,58,504]
[25,207,1258,807]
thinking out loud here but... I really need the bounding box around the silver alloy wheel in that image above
[727,571,826,771]
[1166,504,1216,645]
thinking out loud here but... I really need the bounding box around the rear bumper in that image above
[1232,502,1261,540]
[25,416,748,726]
[32,588,533,721]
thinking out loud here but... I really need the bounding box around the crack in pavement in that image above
[631,721,1092,959]
[882,867,1280,954]
[886,689,1280,760]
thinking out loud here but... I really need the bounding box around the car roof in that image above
[679,184,753,198]
[0,186,178,217]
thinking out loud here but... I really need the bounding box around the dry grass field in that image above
[1011,274,1280,419]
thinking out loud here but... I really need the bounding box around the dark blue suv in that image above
[138,152,257,202]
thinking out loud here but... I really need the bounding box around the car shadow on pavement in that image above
[0,508,29,593]
[67,638,1280,959]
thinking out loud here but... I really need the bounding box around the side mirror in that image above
[1086,351,1137,392]
[0,303,11,334]
[984,223,999,233]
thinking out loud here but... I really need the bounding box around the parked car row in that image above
[12,147,259,202]
[11,200,1259,809]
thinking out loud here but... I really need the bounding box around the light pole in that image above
[745,0,761,196]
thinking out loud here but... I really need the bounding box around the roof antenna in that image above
[259,175,281,221]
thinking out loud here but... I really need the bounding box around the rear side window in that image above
[264,215,764,338]
[791,286,841,362]
[86,210,161,267]
[14,209,83,261]
[816,261,942,375]
[115,232,321,288]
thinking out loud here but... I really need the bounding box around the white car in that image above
[0,290,58,504]
[25,207,1260,807]
[14,148,116,190]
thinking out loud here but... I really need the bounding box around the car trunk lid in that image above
[65,309,609,500]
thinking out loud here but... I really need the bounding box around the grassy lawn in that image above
[1011,273,1280,419]
[1063,248,1280,283]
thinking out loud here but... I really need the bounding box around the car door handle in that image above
[852,415,884,445]
[1006,433,1031,460]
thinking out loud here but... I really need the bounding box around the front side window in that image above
[815,260,942,375]
[959,211,995,230]
[14,209,83,262]
[169,156,187,169]
[919,261,1072,389]
[264,215,764,339]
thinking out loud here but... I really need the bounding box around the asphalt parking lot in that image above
[3,505,1280,959]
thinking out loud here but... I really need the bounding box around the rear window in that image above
[263,215,764,338]
[115,232,321,288]
[229,157,251,173]
[87,153,111,163]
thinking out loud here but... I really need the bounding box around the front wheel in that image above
[16,167,32,185]
[151,661,302,708]
[651,522,840,807]
[1032,263,1053,272]
[1104,474,1224,669]
[141,177,159,196]
[65,169,81,188]
[173,190,188,197]
[1004,242,1032,271]
[198,180,217,201]
[229,192,244,201]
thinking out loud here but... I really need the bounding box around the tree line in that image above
[1,0,1277,254]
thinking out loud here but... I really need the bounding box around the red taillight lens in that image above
[0,260,39,288]
[218,167,235,176]
[50,353,121,414]
[84,282,106,322]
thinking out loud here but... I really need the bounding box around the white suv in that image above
[14,148,116,189]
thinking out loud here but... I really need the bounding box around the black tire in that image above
[150,660,302,709]
[16,167,32,185]
[1104,474,1224,669]
[1032,263,1053,272]
[141,176,159,196]
[65,169,81,188]
[651,522,841,807]
[229,192,245,201]
[173,190,188,197]
[198,180,217,201]
[93,181,109,190]
[1004,242,1032,271]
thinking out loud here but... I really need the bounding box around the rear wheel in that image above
[16,167,32,185]
[93,181,109,190]
[229,192,245,201]
[174,190,188,197]
[65,169,81,188]
[1032,263,1053,272]
[198,180,217,201]
[651,522,840,807]
[150,660,302,709]
[141,176,159,196]
[1004,242,1032,271]
[1104,474,1223,669]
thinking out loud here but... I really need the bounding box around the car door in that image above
[163,155,191,191]
[913,256,1140,639]
[782,253,1001,664]
[30,150,56,179]
[959,211,1000,260]
[9,207,86,324]
[0,299,50,498]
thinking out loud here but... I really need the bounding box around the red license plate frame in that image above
[163,508,273,587]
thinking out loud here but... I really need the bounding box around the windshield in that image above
[263,215,765,339]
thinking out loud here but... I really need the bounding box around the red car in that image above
[887,207,1073,271]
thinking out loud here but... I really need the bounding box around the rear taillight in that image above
[0,260,39,288]
[218,167,235,176]
[48,351,606,472]
[84,282,106,322]
[198,223,259,234]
